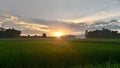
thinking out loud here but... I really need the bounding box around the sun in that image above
[54,32,63,37]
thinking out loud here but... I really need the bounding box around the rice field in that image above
[0,38,120,68]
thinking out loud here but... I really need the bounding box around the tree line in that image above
[85,28,120,39]
[0,27,21,38]
[1,27,120,39]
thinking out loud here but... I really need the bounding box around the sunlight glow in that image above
[54,32,64,37]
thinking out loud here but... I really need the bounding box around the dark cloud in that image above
[88,20,120,32]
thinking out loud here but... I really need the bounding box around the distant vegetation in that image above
[85,28,120,39]
[61,35,76,39]
[42,33,47,38]
[1,26,120,39]
[0,27,21,38]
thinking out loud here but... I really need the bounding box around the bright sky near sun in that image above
[0,0,120,36]
[54,32,63,37]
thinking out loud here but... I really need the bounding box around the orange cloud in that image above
[0,13,50,33]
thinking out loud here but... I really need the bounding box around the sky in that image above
[0,0,120,37]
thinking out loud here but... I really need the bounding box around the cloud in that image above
[1,12,120,37]
[87,20,120,33]
[60,11,120,24]
[0,12,90,36]
[0,12,50,35]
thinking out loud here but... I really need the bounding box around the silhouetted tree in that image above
[42,33,47,38]
[85,30,88,38]
[0,27,21,38]
[85,28,120,39]
[0,27,5,31]
[28,35,30,37]
[34,35,38,37]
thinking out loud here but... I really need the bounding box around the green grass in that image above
[0,38,120,68]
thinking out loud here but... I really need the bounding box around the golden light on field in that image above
[54,32,64,37]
